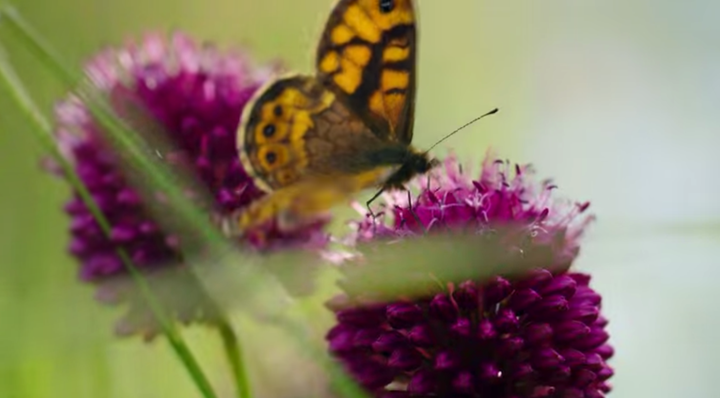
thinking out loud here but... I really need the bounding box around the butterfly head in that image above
[382,149,438,189]
[406,150,439,174]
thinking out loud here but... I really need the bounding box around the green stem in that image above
[217,319,251,398]
[0,44,219,398]
[0,5,76,85]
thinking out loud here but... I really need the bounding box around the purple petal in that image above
[429,293,457,322]
[494,308,519,332]
[353,327,383,348]
[507,288,543,312]
[531,295,570,318]
[596,366,614,381]
[562,306,600,324]
[408,370,437,394]
[561,387,584,398]
[388,347,423,371]
[451,318,471,337]
[407,324,434,347]
[434,350,460,371]
[110,225,137,243]
[328,327,356,352]
[387,302,423,328]
[453,281,479,311]
[596,344,614,359]
[573,368,597,388]
[373,331,408,353]
[478,362,501,381]
[452,370,476,393]
[553,320,591,342]
[483,276,512,304]
[558,348,586,367]
[498,335,524,357]
[477,318,497,340]
[524,323,553,346]
[538,275,577,298]
[531,348,563,370]
[573,328,609,350]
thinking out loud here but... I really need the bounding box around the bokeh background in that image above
[1,0,718,397]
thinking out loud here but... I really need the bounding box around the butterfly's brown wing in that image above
[316,0,418,144]
[235,75,400,232]
[239,75,398,192]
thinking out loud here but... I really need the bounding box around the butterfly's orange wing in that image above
[316,0,418,144]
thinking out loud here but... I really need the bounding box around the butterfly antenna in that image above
[424,107,499,154]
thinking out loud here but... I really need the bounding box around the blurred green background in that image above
[1,0,719,397]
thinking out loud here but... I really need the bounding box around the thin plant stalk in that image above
[217,319,251,398]
[0,45,219,398]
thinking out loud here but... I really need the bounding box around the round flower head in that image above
[49,32,328,338]
[327,153,613,397]
[348,153,592,267]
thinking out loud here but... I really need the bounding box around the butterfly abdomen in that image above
[363,144,412,165]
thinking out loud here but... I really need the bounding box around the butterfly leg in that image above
[405,189,428,234]
[366,186,386,219]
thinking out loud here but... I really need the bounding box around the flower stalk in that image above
[217,318,252,398]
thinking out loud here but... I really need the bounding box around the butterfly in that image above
[231,0,436,234]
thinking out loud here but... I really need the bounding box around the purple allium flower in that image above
[48,32,328,338]
[327,153,613,397]
[348,153,593,268]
